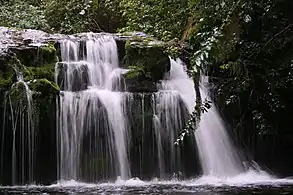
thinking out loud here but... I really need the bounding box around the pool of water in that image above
[1,174,293,195]
[1,185,293,195]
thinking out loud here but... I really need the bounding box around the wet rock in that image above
[124,77,158,93]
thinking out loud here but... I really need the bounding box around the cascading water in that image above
[1,69,35,185]
[194,76,273,180]
[56,36,130,181]
[152,58,197,177]
[156,58,270,180]
[159,58,196,113]
[0,30,276,187]
[195,77,246,177]
[55,36,197,181]
[2,28,293,193]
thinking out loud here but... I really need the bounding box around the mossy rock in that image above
[124,40,170,82]
[0,55,25,90]
[9,43,58,67]
[121,40,170,92]
[9,81,32,108]
[28,79,60,97]
[27,64,55,82]
[10,82,26,97]
[0,69,14,90]
[0,55,14,89]
[123,77,157,93]
[39,42,58,65]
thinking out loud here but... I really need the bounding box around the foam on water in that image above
[2,175,293,190]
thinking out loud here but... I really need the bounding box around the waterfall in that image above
[0,30,287,187]
[153,58,197,177]
[159,58,196,113]
[1,70,35,185]
[56,36,130,181]
[194,78,245,177]
[194,76,272,179]
[157,58,268,179]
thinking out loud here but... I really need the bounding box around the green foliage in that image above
[0,0,49,30]
[124,41,170,81]
[43,0,94,33]
[43,0,123,33]
[191,0,293,137]
[175,98,211,145]
[125,65,148,79]
[119,0,190,41]
[95,0,124,32]
[28,78,60,96]
[27,65,55,81]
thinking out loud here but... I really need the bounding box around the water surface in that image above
[1,175,293,195]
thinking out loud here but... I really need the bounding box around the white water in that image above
[195,76,272,179]
[151,58,196,176]
[159,58,196,113]
[56,36,130,181]
[152,94,165,177]
[156,58,272,181]
[195,78,244,177]
[2,174,293,191]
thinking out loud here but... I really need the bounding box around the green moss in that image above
[27,64,55,81]
[29,79,60,96]
[124,41,170,81]
[0,71,14,89]
[0,53,57,101]
[10,82,24,97]
[123,40,171,92]
[125,65,147,79]
[0,56,19,89]
[38,42,58,65]
[10,42,58,67]
[9,82,30,106]
[125,37,166,50]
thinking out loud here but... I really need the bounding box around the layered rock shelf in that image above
[0,27,186,94]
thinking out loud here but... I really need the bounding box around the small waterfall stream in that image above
[195,78,246,177]
[195,76,273,180]
[1,70,35,185]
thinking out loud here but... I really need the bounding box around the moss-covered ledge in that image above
[28,79,60,96]
[9,43,58,68]
[0,27,187,94]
